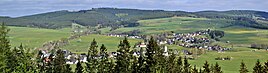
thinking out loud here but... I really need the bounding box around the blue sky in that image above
[0,0,267,17]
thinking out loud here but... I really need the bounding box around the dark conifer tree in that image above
[115,37,132,73]
[175,56,183,73]
[253,60,263,73]
[192,65,199,73]
[264,61,268,73]
[75,60,83,73]
[86,39,99,72]
[167,51,177,73]
[239,61,249,73]
[131,55,139,73]
[145,36,159,72]
[213,62,223,73]
[203,61,210,73]
[199,68,203,73]
[137,47,146,73]
[183,57,191,73]
[53,49,68,73]
[65,64,73,73]
[0,23,11,72]
[99,44,110,73]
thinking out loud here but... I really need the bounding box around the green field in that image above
[111,17,268,72]
[7,16,268,72]
[62,34,142,53]
[113,17,268,46]
[189,49,268,73]
[8,26,71,48]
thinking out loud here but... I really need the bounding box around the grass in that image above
[62,34,142,53]
[112,17,268,46]
[8,26,71,48]
[111,16,268,72]
[189,49,268,73]
[7,16,268,72]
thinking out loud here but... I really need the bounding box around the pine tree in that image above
[115,37,132,73]
[145,36,159,72]
[0,23,11,71]
[75,60,83,73]
[137,47,146,73]
[192,65,199,73]
[253,60,263,73]
[239,61,249,73]
[183,57,191,73]
[213,62,223,73]
[264,61,268,73]
[15,44,36,73]
[86,39,99,73]
[99,44,110,73]
[155,46,166,72]
[131,55,139,73]
[203,61,210,73]
[167,51,177,73]
[107,58,116,73]
[53,49,68,73]
[199,68,203,73]
[175,56,183,73]
[65,64,73,73]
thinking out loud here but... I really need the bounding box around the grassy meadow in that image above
[111,17,268,72]
[62,34,142,53]
[6,16,268,72]
[8,26,71,48]
[113,17,268,46]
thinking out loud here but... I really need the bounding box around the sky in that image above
[0,0,267,17]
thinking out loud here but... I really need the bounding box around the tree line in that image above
[0,23,268,73]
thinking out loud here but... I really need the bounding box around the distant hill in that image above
[0,8,268,29]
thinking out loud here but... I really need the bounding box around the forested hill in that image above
[0,8,268,29]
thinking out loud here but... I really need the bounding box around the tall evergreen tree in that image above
[183,57,191,73]
[86,39,99,73]
[75,60,83,73]
[0,23,11,72]
[264,61,268,73]
[239,61,249,73]
[131,55,139,73]
[192,65,199,73]
[175,56,183,73]
[166,51,177,73]
[213,62,223,73]
[115,37,132,73]
[99,44,110,73]
[14,44,36,73]
[53,49,69,73]
[253,60,263,73]
[203,61,210,73]
[145,36,159,72]
[65,64,73,73]
[137,47,146,73]
[107,58,116,73]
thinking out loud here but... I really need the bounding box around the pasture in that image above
[62,34,142,53]
[113,17,268,46]
[8,26,71,48]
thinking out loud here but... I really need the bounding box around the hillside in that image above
[0,8,268,29]
[112,17,268,46]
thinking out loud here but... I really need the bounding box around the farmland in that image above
[6,16,268,72]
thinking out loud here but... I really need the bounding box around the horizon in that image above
[0,0,268,17]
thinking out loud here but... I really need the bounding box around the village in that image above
[37,28,233,65]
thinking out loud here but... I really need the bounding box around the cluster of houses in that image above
[153,30,231,52]
[106,34,142,39]
[38,29,233,65]
[39,50,87,64]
